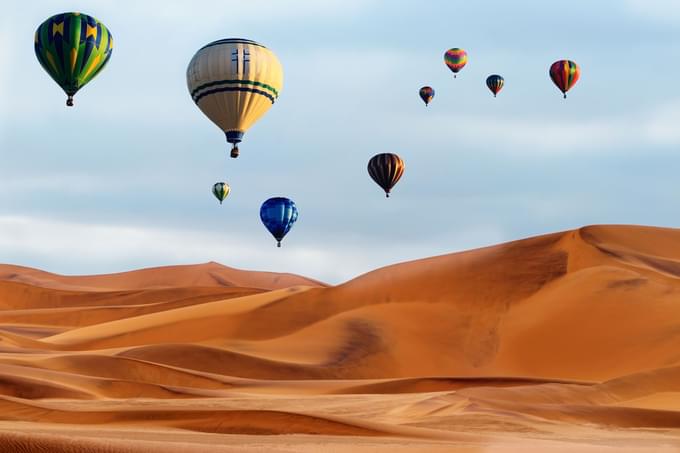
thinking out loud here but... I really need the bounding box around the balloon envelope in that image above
[419,86,434,105]
[212,182,230,204]
[187,38,283,157]
[34,12,114,106]
[260,197,298,247]
[486,75,504,97]
[549,60,580,98]
[444,48,467,76]
[368,153,405,198]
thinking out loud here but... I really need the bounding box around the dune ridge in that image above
[0,225,679,451]
[0,262,325,292]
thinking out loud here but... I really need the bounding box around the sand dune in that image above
[1,225,679,451]
[0,261,325,291]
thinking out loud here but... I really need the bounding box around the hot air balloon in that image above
[34,12,113,106]
[260,197,298,247]
[549,60,580,98]
[212,182,230,204]
[486,75,504,97]
[444,48,467,78]
[368,153,405,198]
[187,38,283,158]
[419,86,434,106]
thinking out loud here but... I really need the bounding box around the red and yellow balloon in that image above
[549,60,580,98]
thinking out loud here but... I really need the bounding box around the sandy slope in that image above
[0,225,679,452]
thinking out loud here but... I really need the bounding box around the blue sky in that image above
[1,0,679,283]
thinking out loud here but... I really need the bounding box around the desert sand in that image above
[1,225,680,452]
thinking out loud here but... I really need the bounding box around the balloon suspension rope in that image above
[66,95,74,107]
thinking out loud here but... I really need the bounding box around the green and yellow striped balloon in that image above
[212,182,231,204]
[34,12,113,106]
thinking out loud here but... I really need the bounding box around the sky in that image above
[1,0,680,283]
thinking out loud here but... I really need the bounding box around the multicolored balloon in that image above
[260,197,298,247]
[212,182,230,204]
[444,48,467,78]
[368,153,405,198]
[486,75,504,97]
[549,60,580,99]
[419,86,434,106]
[187,39,284,158]
[34,12,113,106]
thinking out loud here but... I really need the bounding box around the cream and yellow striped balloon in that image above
[187,38,283,158]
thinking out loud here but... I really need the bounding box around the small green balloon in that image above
[212,182,231,204]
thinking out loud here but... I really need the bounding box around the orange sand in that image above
[0,225,679,452]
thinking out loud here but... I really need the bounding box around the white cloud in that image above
[52,0,377,29]
[0,215,506,284]
[626,0,680,22]
[129,0,376,23]
[0,27,14,127]
[388,99,680,154]
[641,100,680,145]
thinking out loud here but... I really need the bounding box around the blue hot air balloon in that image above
[260,197,298,247]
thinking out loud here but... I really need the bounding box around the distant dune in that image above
[0,225,679,452]
[0,261,325,291]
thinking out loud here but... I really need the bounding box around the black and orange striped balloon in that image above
[486,74,504,97]
[367,153,405,198]
[419,86,434,105]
